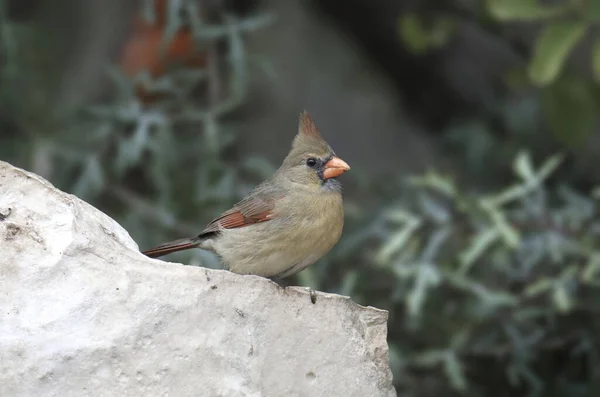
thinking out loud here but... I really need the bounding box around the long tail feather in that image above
[142,237,199,258]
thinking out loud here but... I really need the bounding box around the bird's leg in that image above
[306,287,317,304]
[270,277,317,304]
[269,276,289,289]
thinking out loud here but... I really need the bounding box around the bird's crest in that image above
[298,111,321,138]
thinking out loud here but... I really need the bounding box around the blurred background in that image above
[2,0,600,395]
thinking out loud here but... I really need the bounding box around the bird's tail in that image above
[142,237,200,258]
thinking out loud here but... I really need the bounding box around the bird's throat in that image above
[321,178,342,193]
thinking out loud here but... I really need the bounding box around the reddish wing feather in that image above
[143,193,278,258]
[201,194,278,234]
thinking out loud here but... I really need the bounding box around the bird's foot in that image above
[270,278,317,303]
[305,287,317,304]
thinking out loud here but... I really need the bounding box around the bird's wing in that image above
[200,183,282,235]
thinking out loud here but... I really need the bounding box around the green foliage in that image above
[398,14,457,55]
[486,0,599,86]
[541,76,596,146]
[391,4,600,392]
[397,1,600,151]
[486,0,569,21]
[484,0,600,147]
[528,21,586,86]
[346,153,600,396]
[593,39,600,83]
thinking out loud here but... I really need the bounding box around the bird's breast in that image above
[210,191,344,278]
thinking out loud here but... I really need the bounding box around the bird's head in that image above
[279,111,350,192]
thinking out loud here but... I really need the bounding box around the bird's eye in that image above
[306,158,317,167]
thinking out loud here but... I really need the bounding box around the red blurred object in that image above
[119,0,208,101]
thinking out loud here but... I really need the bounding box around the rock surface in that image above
[0,161,396,397]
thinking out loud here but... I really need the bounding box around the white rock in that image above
[0,161,396,397]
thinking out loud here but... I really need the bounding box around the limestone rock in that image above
[0,161,396,397]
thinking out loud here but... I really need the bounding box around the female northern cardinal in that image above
[142,111,350,279]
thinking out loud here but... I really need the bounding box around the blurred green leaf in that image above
[398,14,433,55]
[536,153,564,181]
[413,349,446,367]
[482,201,521,247]
[161,0,184,56]
[507,361,544,392]
[486,152,562,206]
[459,228,500,274]
[446,272,519,307]
[386,209,420,224]
[552,284,572,313]
[585,0,600,20]
[541,76,595,146]
[407,263,441,316]
[487,183,531,207]
[513,151,536,182]
[419,194,451,224]
[408,169,457,197]
[377,214,422,264]
[582,253,600,284]
[398,14,457,55]
[444,351,467,391]
[486,0,569,21]
[528,22,586,86]
[592,38,600,83]
[524,278,554,297]
[486,152,561,205]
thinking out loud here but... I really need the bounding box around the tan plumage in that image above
[142,111,350,279]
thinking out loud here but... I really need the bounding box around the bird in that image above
[142,111,350,280]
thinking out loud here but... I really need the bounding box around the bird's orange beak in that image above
[323,156,350,179]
